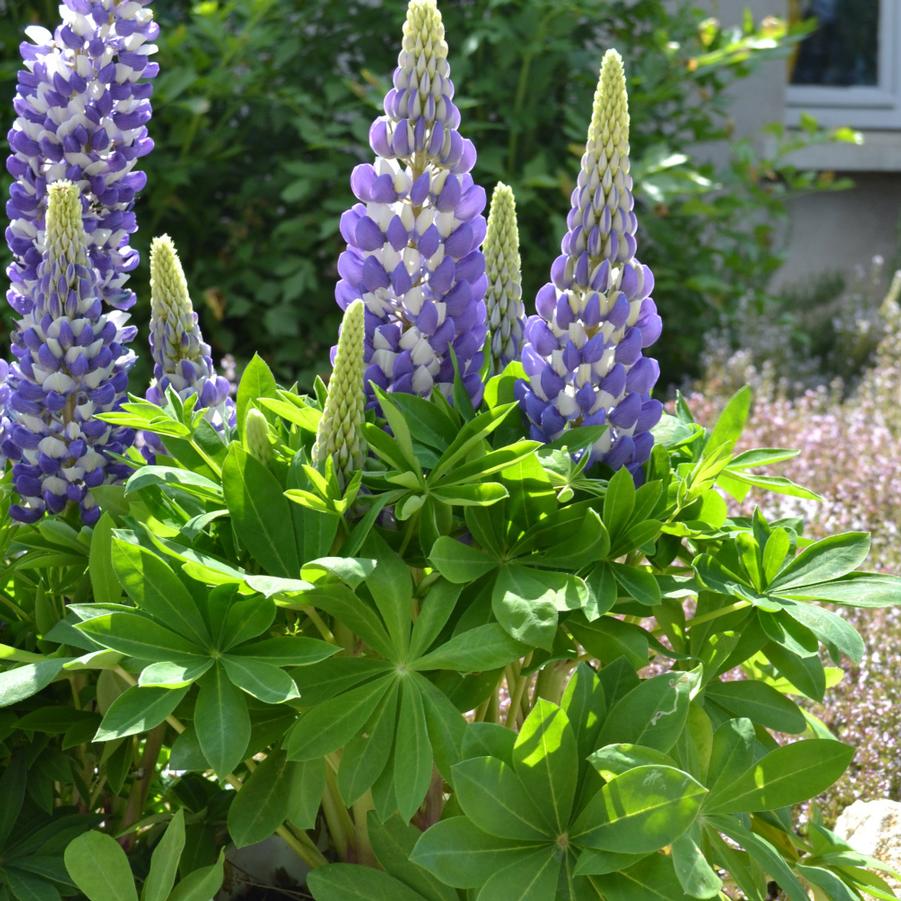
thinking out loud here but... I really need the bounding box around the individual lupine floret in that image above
[312,300,367,488]
[2,181,136,524]
[6,0,158,318]
[0,361,10,472]
[335,0,488,408]
[145,235,233,434]
[483,182,524,374]
[517,49,663,477]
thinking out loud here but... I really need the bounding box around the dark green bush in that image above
[1,0,848,386]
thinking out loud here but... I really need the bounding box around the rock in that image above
[835,799,901,890]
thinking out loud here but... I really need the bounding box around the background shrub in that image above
[1,0,849,387]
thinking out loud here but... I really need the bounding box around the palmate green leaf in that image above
[218,596,277,650]
[429,536,497,584]
[94,686,188,740]
[412,625,526,673]
[414,673,466,778]
[307,864,428,901]
[287,758,325,831]
[338,685,398,806]
[712,819,809,901]
[430,403,518,482]
[780,603,865,664]
[452,756,550,841]
[394,680,433,822]
[360,533,412,657]
[705,386,752,458]
[572,847,647,878]
[514,700,577,833]
[706,739,854,814]
[309,584,394,659]
[88,514,120,603]
[408,579,462,660]
[0,757,27,848]
[285,675,393,761]
[765,641,826,701]
[588,744,678,781]
[227,750,293,848]
[596,670,697,753]
[138,660,212,689]
[478,845,560,901]
[78,613,205,662]
[430,482,509,507]
[236,353,278,434]
[572,766,707,854]
[610,563,661,606]
[166,852,225,901]
[410,817,536,889]
[591,852,694,901]
[230,636,339,667]
[0,659,68,708]
[774,572,901,607]
[796,865,861,901]
[125,466,224,503]
[671,827,722,899]
[704,679,806,734]
[602,468,635,539]
[195,665,251,775]
[111,539,209,645]
[221,656,300,703]
[64,832,137,901]
[143,810,185,901]
[568,616,649,669]
[222,444,300,577]
[770,532,871,591]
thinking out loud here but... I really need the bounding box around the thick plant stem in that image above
[322,758,354,860]
[120,723,166,841]
[533,660,571,706]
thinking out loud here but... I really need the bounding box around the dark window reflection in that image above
[791,0,880,86]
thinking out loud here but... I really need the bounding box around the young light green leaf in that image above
[143,810,186,901]
[64,831,137,901]
[95,686,188,741]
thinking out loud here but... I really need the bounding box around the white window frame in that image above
[786,0,901,129]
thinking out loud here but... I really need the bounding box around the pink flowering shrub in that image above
[688,279,901,822]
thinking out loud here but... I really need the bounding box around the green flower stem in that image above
[505,653,533,728]
[687,600,751,628]
[323,754,355,859]
[300,605,336,644]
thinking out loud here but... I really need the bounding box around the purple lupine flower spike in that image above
[517,49,663,477]
[335,0,488,407]
[6,0,158,318]
[144,236,234,452]
[3,181,137,525]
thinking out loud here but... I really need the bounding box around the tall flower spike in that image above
[146,235,233,435]
[517,50,663,477]
[2,181,137,524]
[484,182,524,374]
[313,300,367,488]
[6,1,158,318]
[335,0,488,408]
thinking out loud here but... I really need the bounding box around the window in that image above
[786,0,901,129]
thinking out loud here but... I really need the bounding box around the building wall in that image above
[703,0,901,290]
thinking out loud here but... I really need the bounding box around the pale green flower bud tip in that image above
[150,234,192,320]
[312,300,367,486]
[486,183,520,259]
[244,408,272,464]
[588,48,630,151]
[45,181,84,259]
[403,0,447,60]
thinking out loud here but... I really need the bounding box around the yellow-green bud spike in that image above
[244,408,272,464]
[312,300,367,488]
[45,181,88,267]
[587,48,630,163]
[484,183,524,374]
[149,234,193,326]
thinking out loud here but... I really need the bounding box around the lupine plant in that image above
[0,2,899,901]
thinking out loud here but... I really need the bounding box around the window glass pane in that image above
[790,0,880,87]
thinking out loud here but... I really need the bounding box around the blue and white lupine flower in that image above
[3,181,136,524]
[335,0,488,407]
[517,49,663,476]
[0,361,11,473]
[484,182,524,374]
[5,0,158,318]
[146,235,233,433]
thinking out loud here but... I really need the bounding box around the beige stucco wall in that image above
[702,0,901,290]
